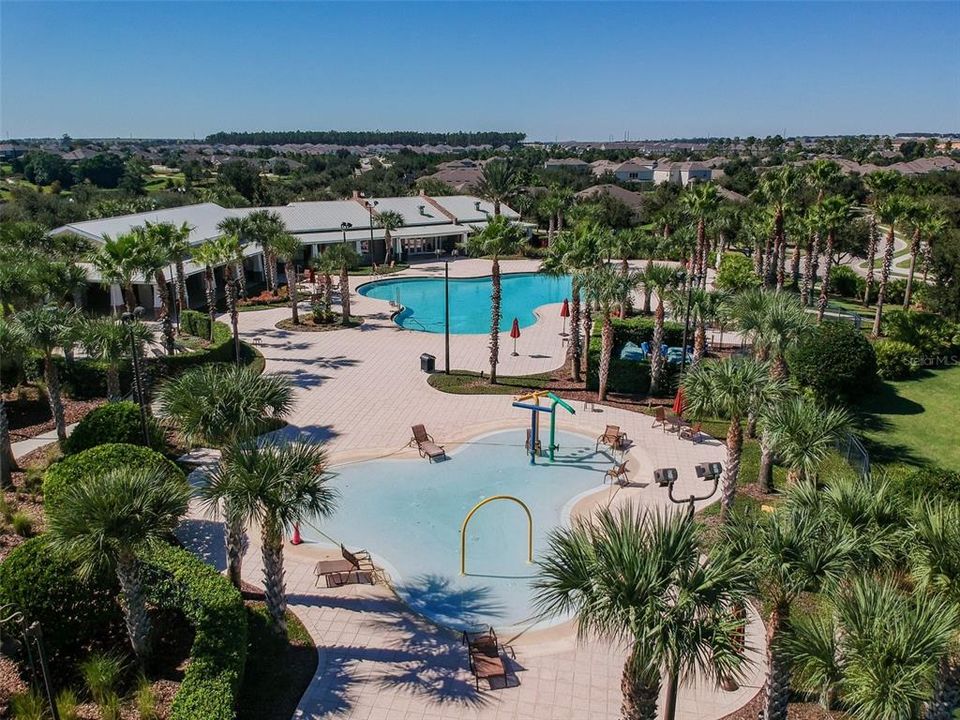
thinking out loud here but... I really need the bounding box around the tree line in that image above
[203,130,526,147]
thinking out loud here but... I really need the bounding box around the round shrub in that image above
[716,253,761,293]
[44,443,185,514]
[883,309,958,358]
[787,321,878,403]
[829,265,864,299]
[891,466,960,504]
[873,339,921,380]
[0,536,122,671]
[64,401,165,455]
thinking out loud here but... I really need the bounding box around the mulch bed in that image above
[5,387,105,442]
[720,695,850,720]
[275,316,363,332]
[1,446,52,563]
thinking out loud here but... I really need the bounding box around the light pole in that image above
[444,260,450,374]
[121,306,150,446]
[340,221,352,245]
[365,199,379,261]
[655,462,723,517]
[229,278,241,367]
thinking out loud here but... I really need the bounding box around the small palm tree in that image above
[47,466,189,662]
[861,170,901,306]
[17,304,78,446]
[92,232,142,313]
[475,159,518,216]
[271,232,303,324]
[247,210,286,294]
[643,263,678,395]
[814,196,853,322]
[0,317,27,487]
[762,396,852,485]
[156,365,294,588]
[374,210,404,265]
[463,215,525,383]
[681,182,719,285]
[323,242,359,326]
[134,225,176,351]
[310,251,337,322]
[199,440,336,635]
[534,505,750,720]
[217,215,252,298]
[901,200,936,309]
[682,358,782,518]
[191,239,227,340]
[81,315,153,401]
[583,264,641,401]
[871,194,909,336]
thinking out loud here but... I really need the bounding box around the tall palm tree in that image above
[902,200,932,309]
[644,263,678,396]
[754,166,801,289]
[81,315,153,401]
[475,159,519,216]
[156,365,295,588]
[92,232,142,313]
[862,171,901,307]
[463,215,525,383]
[804,160,843,299]
[534,506,750,720]
[217,215,252,298]
[723,493,853,720]
[682,358,782,518]
[142,220,193,314]
[681,182,719,286]
[133,225,175,352]
[583,264,641,401]
[0,317,27,488]
[606,229,647,317]
[762,396,852,484]
[199,440,336,635]
[323,242,359,326]
[374,210,404,265]
[16,304,77,446]
[871,194,909,336]
[191,239,227,340]
[814,196,853,322]
[271,232,303,324]
[540,191,565,244]
[47,466,189,662]
[247,209,285,294]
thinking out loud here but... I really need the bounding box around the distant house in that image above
[653,161,711,186]
[716,186,749,204]
[58,147,101,162]
[0,143,27,160]
[612,159,655,183]
[543,158,591,173]
[575,184,646,215]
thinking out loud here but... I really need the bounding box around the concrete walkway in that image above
[173,257,765,720]
[11,422,77,461]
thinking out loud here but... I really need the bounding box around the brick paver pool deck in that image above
[178,258,765,720]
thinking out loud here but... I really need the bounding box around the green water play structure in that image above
[512,391,576,464]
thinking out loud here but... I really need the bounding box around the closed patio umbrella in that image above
[560,298,570,336]
[672,387,685,417]
[510,318,521,356]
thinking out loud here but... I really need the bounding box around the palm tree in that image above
[583,264,641,401]
[871,194,909,336]
[804,160,843,298]
[763,396,852,485]
[133,225,175,352]
[310,251,337,322]
[644,263,678,396]
[323,242,359,326]
[156,365,295,588]
[47,466,189,662]
[682,358,782,518]
[902,200,932,309]
[0,317,27,487]
[199,440,336,635]
[17,304,77,446]
[814,196,853,322]
[271,232,303,324]
[539,191,564,244]
[862,171,901,306]
[247,210,285,294]
[681,182,720,285]
[754,166,801,289]
[475,159,518,216]
[606,229,647,317]
[534,506,750,720]
[191,239,227,340]
[81,315,153,401]
[374,210,404,265]
[723,493,853,720]
[217,215,251,298]
[92,232,142,313]
[463,215,525,383]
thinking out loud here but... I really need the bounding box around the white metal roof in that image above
[52,203,238,247]
[431,195,519,223]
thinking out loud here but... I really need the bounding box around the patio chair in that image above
[680,421,704,444]
[652,407,668,432]
[410,424,446,462]
[604,461,629,486]
[314,544,377,587]
[640,341,651,357]
[462,627,515,691]
[596,425,628,452]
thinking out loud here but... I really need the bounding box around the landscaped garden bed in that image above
[275,315,363,332]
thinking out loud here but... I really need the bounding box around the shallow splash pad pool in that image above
[302,429,612,631]
[357,272,572,334]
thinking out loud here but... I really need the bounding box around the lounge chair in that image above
[604,461,629,486]
[652,407,668,431]
[462,627,515,691]
[410,424,446,462]
[314,544,376,587]
[640,341,651,357]
[596,425,628,452]
[680,421,704,443]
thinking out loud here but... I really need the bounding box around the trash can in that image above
[420,353,436,373]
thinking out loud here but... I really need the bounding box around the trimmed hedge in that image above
[151,321,235,377]
[44,443,184,514]
[609,316,685,349]
[63,401,165,455]
[585,318,681,395]
[0,536,122,671]
[141,544,248,720]
[180,309,213,340]
[873,338,920,380]
[787,321,878,403]
[829,265,863,298]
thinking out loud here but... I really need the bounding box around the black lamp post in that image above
[121,306,150,446]
[340,221,352,245]
[678,270,702,375]
[656,462,723,517]
[365,199,379,261]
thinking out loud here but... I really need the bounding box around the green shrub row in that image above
[44,443,184,514]
[151,321,236,377]
[140,544,248,720]
[180,309,213,340]
[873,338,921,380]
[608,315,685,349]
[787,320,878,403]
[584,328,679,395]
[64,401,165,455]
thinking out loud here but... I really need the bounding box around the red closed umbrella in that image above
[672,387,685,416]
[510,318,521,356]
[560,298,570,336]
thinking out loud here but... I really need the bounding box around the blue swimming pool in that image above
[357,272,572,334]
[301,429,612,631]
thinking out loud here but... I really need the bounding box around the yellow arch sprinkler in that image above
[460,495,533,575]
[512,391,576,463]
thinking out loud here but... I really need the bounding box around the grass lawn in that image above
[427,369,551,395]
[856,363,960,469]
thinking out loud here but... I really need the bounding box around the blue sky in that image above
[1,1,958,140]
